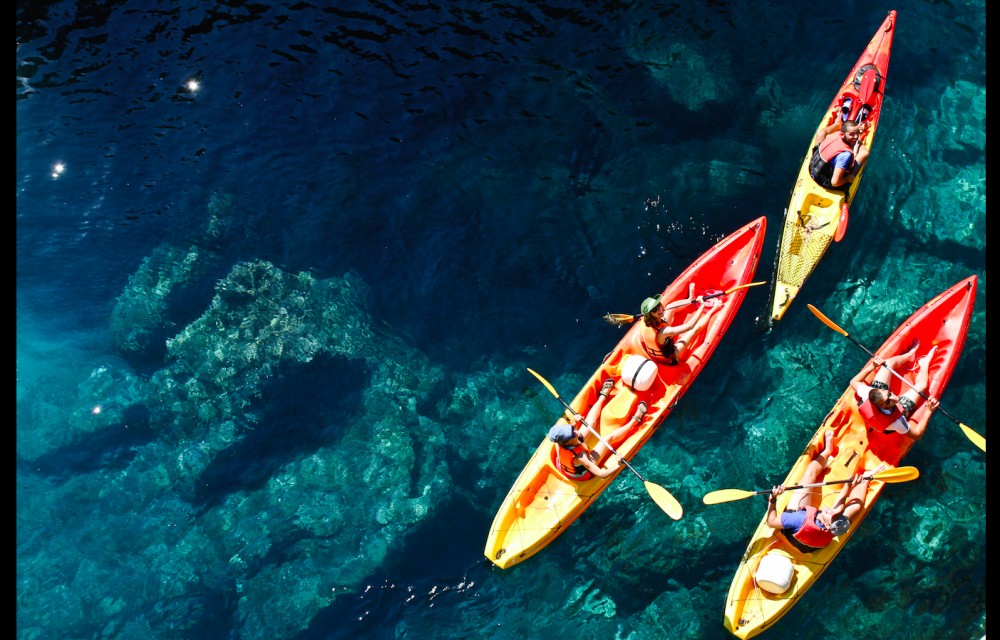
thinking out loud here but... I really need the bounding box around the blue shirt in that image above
[780,509,808,533]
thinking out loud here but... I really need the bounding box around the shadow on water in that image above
[189,353,369,514]
[17,404,155,482]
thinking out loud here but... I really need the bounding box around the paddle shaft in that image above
[702,465,919,505]
[664,281,763,311]
[554,392,643,481]
[767,476,865,495]
[605,281,764,325]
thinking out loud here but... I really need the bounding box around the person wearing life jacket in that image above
[548,379,649,480]
[765,431,887,553]
[808,119,870,191]
[639,283,720,366]
[850,343,939,441]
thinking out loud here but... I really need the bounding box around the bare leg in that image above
[581,381,612,435]
[673,304,718,360]
[595,401,649,457]
[883,341,919,371]
[788,430,834,511]
[911,346,936,396]
[842,463,886,520]
[902,346,937,439]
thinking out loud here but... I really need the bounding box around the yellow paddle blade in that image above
[872,466,919,482]
[960,424,986,452]
[645,481,683,520]
[806,303,849,337]
[702,488,756,505]
[526,368,559,399]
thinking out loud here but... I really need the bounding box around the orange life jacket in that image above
[818,133,855,164]
[640,323,677,364]
[555,443,593,480]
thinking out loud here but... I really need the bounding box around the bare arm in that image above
[814,122,840,145]
[658,305,705,338]
[576,449,617,479]
[765,485,786,529]
[850,357,882,396]
[829,165,852,188]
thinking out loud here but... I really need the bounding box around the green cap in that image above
[640,295,662,315]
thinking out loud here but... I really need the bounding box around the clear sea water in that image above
[16,2,985,639]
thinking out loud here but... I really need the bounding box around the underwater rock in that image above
[16,362,147,463]
[110,192,235,355]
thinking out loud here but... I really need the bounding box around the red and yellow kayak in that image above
[485,216,766,569]
[769,10,896,324]
[723,275,978,639]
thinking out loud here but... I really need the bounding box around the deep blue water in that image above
[17,2,984,639]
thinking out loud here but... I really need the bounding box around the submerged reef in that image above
[111,192,234,355]
[17,193,477,639]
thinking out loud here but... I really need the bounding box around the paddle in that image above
[807,304,986,453]
[702,466,919,505]
[834,68,878,244]
[602,281,766,327]
[525,367,684,520]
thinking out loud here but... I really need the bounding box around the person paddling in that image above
[548,379,648,480]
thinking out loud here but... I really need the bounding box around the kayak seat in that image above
[802,192,834,215]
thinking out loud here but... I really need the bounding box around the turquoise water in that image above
[16,2,984,639]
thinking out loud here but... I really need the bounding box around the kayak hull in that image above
[485,216,767,569]
[724,275,977,639]
[769,10,896,324]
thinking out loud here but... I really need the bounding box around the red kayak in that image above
[485,216,766,569]
[722,275,978,639]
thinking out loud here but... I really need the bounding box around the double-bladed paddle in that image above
[702,465,919,505]
[602,281,765,328]
[526,368,683,520]
[807,303,985,453]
